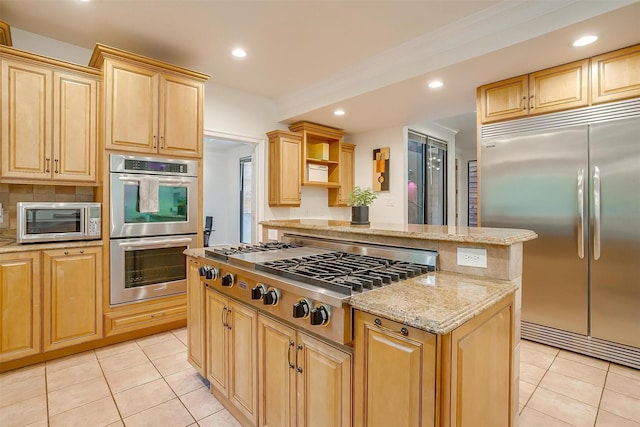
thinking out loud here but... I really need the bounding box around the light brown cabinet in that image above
[1,49,98,183]
[206,288,258,425]
[104,296,186,336]
[354,310,437,427]
[591,44,640,105]
[354,293,515,427]
[258,314,352,427]
[89,44,208,158]
[288,121,345,188]
[329,142,355,206]
[43,247,102,352]
[267,130,302,207]
[186,257,206,376]
[478,59,589,123]
[0,251,41,363]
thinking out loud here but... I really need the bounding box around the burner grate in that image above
[205,242,302,260]
[256,251,434,295]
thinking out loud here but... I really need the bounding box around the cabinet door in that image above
[477,75,528,123]
[258,314,296,427]
[42,247,102,352]
[1,59,52,179]
[529,59,589,115]
[591,44,640,104]
[354,310,437,427]
[53,70,98,182]
[103,58,158,153]
[186,258,205,375]
[159,74,203,158]
[296,332,352,427]
[268,131,302,207]
[329,143,355,206]
[0,252,41,363]
[206,289,229,395]
[227,300,258,424]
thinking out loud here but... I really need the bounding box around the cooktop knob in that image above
[310,304,330,326]
[205,267,220,280]
[263,288,280,306]
[198,266,207,277]
[251,284,267,300]
[292,299,310,319]
[221,272,235,287]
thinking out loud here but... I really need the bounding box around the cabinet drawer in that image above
[105,302,186,336]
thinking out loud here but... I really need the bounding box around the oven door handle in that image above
[117,237,194,250]
[117,176,193,185]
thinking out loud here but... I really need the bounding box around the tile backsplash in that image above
[0,184,96,231]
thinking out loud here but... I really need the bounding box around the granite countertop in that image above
[349,271,517,335]
[0,238,103,254]
[186,248,517,335]
[260,219,537,246]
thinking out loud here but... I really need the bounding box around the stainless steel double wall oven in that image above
[110,154,199,305]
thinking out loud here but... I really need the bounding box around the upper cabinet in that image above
[89,44,209,159]
[267,130,302,207]
[0,20,12,46]
[328,142,355,206]
[478,59,589,123]
[591,44,640,105]
[288,121,345,188]
[1,47,99,183]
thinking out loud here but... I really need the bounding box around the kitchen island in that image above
[186,220,536,426]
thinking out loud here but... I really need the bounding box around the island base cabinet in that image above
[0,252,41,363]
[258,314,352,427]
[205,288,258,426]
[43,247,102,352]
[354,311,437,427]
[186,257,205,376]
[440,295,514,427]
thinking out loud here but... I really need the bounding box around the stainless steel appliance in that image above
[17,202,101,243]
[110,154,198,238]
[110,234,198,305]
[199,236,436,344]
[109,154,199,305]
[480,98,640,368]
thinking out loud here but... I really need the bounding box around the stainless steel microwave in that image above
[17,202,102,243]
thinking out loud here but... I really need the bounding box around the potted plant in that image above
[347,186,378,225]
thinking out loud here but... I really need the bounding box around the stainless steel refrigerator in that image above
[479,99,640,368]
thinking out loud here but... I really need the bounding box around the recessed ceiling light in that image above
[232,48,247,58]
[334,110,345,116]
[428,80,444,89]
[573,35,598,47]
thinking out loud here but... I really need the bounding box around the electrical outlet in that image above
[267,229,278,241]
[457,247,487,268]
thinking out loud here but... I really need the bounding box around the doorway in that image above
[239,156,252,243]
[407,130,448,225]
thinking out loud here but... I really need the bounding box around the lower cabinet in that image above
[206,287,258,425]
[0,251,41,363]
[43,247,102,352]
[354,294,515,427]
[354,310,437,427]
[258,314,352,427]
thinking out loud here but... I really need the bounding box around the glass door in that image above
[407,131,447,225]
[240,156,253,243]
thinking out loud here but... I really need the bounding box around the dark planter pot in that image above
[351,206,370,225]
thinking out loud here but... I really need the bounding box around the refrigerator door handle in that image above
[577,168,585,259]
[593,166,601,260]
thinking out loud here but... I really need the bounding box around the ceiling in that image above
[1,0,639,143]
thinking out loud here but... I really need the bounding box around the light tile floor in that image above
[1,331,639,426]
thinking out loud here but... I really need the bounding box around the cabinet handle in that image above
[222,306,228,327]
[64,251,69,255]
[227,307,232,330]
[79,250,84,254]
[160,136,165,149]
[150,312,166,318]
[374,318,410,337]
[529,95,535,110]
[45,158,51,173]
[54,159,59,173]
[521,96,527,111]
[153,135,157,149]
[287,340,295,369]
[296,344,303,373]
